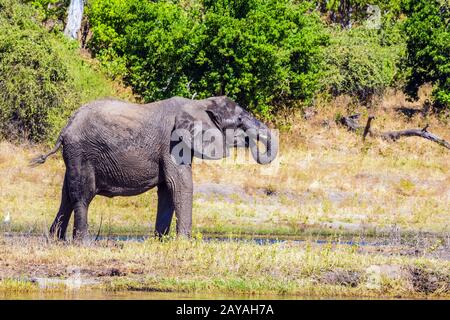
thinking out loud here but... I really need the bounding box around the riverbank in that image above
[0,235,448,299]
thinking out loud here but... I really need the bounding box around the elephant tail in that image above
[29,135,63,167]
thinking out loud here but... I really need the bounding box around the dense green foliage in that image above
[313,0,449,109]
[87,0,328,115]
[323,25,405,102]
[0,0,116,142]
[403,0,450,110]
[0,0,448,142]
[0,0,71,141]
[313,0,405,26]
[28,0,69,24]
[87,0,420,111]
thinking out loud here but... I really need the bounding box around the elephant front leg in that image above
[73,202,89,241]
[155,183,175,238]
[164,163,193,237]
[174,189,193,237]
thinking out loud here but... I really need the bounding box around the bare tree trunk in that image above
[362,116,374,141]
[64,0,84,39]
[338,0,353,29]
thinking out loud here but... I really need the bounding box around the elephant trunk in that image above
[248,123,278,165]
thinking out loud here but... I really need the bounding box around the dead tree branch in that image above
[380,125,450,149]
[339,114,450,150]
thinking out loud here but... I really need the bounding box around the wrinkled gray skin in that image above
[31,96,278,241]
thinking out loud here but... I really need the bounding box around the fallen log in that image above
[380,125,450,149]
[339,114,361,131]
[341,114,450,150]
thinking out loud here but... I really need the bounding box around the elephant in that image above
[31,96,278,241]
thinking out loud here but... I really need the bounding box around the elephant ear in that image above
[171,100,228,164]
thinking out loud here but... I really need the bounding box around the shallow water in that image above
[0,290,321,300]
[99,234,384,245]
[98,233,445,248]
[1,290,403,300]
[4,231,449,251]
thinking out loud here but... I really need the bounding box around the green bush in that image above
[312,0,405,27]
[403,0,450,110]
[0,0,73,141]
[88,0,201,101]
[28,0,69,24]
[87,0,328,116]
[0,0,116,142]
[321,25,406,103]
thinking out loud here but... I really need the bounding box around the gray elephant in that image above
[31,96,278,241]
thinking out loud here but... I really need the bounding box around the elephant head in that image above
[171,96,278,165]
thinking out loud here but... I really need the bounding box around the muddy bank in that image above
[0,233,449,299]
[2,262,448,298]
[318,266,449,295]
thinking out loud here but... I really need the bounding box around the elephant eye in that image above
[238,116,242,123]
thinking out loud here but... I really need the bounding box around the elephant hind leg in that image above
[155,183,175,238]
[65,159,97,242]
[49,173,74,240]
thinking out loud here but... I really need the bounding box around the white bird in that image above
[4,211,10,224]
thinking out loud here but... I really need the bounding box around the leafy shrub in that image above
[87,0,328,116]
[403,0,450,110]
[88,0,201,101]
[193,0,328,115]
[27,0,69,23]
[321,25,406,103]
[312,0,405,27]
[0,0,116,142]
[0,0,73,141]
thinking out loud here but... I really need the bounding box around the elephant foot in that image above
[72,230,91,245]
[49,227,67,242]
[176,231,191,239]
